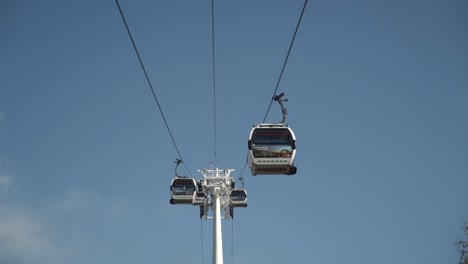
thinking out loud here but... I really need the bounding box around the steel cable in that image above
[115,0,193,176]
[200,219,205,264]
[262,0,309,123]
[211,0,218,166]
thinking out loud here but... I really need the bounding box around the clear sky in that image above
[1,0,467,263]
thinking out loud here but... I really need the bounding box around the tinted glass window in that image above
[231,191,247,201]
[251,129,293,158]
[172,179,195,194]
[252,129,292,145]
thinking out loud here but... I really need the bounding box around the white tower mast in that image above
[212,185,223,263]
[198,168,235,264]
[171,167,247,264]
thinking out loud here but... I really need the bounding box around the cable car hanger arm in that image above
[273,92,288,124]
[174,158,184,177]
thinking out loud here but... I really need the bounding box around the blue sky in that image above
[1,0,467,263]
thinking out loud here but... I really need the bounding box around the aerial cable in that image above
[238,161,248,179]
[262,0,308,123]
[115,0,192,176]
[238,177,245,189]
[211,0,218,166]
[200,219,205,264]
[231,218,234,264]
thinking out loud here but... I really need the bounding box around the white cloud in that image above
[48,190,99,212]
[0,177,135,264]
[0,175,13,200]
[0,174,11,184]
[0,205,54,262]
[0,175,54,263]
[0,175,12,188]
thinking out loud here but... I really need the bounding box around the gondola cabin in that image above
[248,124,297,175]
[170,177,197,204]
[230,189,248,207]
[192,191,207,206]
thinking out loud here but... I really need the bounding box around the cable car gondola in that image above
[170,177,197,204]
[230,189,248,207]
[247,93,297,175]
[248,124,297,175]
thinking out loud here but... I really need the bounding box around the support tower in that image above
[170,168,248,264]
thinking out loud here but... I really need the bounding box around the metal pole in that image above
[212,187,223,264]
